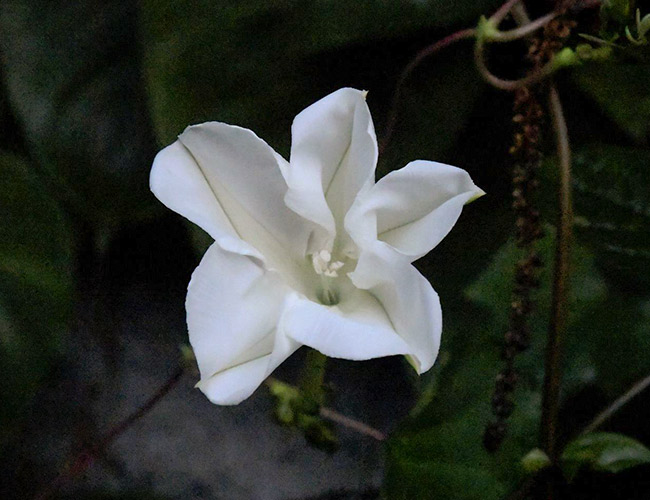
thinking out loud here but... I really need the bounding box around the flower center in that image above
[311,249,344,278]
[311,249,345,305]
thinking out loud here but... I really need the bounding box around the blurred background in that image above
[1,0,650,499]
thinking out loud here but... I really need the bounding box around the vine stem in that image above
[507,373,650,499]
[379,28,475,154]
[299,348,328,406]
[266,375,387,441]
[474,37,559,91]
[491,0,522,24]
[541,84,572,464]
[33,366,185,500]
[582,373,650,435]
[319,408,386,441]
[381,0,561,152]
[491,12,559,42]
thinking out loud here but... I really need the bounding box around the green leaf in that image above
[385,458,506,500]
[141,0,493,256]
[0,0,158,233]
[521,448,552,474]
[0,152,73,447]
[386,231,607,496]
[139,0,497,149]
[579,294,650,395]
[561,432,650,481]
[572,65,650,143]
[571,145,650,291]
[601,0,635,28]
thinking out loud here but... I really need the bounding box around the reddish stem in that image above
[33,366,185,500]
[379,28,475,154]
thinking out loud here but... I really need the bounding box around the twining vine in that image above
[485,8,576,453]
[32,2,650,500]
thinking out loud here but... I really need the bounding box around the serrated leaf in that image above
[562,432,650,481]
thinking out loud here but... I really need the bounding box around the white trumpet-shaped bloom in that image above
[150,88,484,405]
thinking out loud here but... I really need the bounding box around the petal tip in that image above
[467,187,487,204]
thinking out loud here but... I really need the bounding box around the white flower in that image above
[150,88,484,405]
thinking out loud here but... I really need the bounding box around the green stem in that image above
[299,348,328,408]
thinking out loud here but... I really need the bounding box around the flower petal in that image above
[346,160,484,261]
[348,242,442,373]
[286,88,378,252]
[282,287,411,360]
[151,123,314,277]
[188,242,295,405]
[197,355,273,405]
[150,140,262,259]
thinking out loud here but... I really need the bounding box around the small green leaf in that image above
[561,432,650,481]
[267,377,338,452]
[522,448,552,474]
[600,0,635,37]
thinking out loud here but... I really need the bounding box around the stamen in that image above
[310,249,345,305]
[330,261,344,271]
[319,249,331,263]
[311,250,344,277]
[312,253,326,275]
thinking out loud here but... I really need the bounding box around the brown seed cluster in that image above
[483,13,575,454]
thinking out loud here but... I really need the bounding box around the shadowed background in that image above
[1,1,650,499]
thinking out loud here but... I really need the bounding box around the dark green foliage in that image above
[385,233,609,498]
[0,0,649,498]
[0,153,73,447]
[0,0,159,236]
[562,432,650,481]
[572,144,650,292]
[573,65,650,143]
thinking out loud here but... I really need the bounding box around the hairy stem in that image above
[33,366,185,500]
[541,84,572,463]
